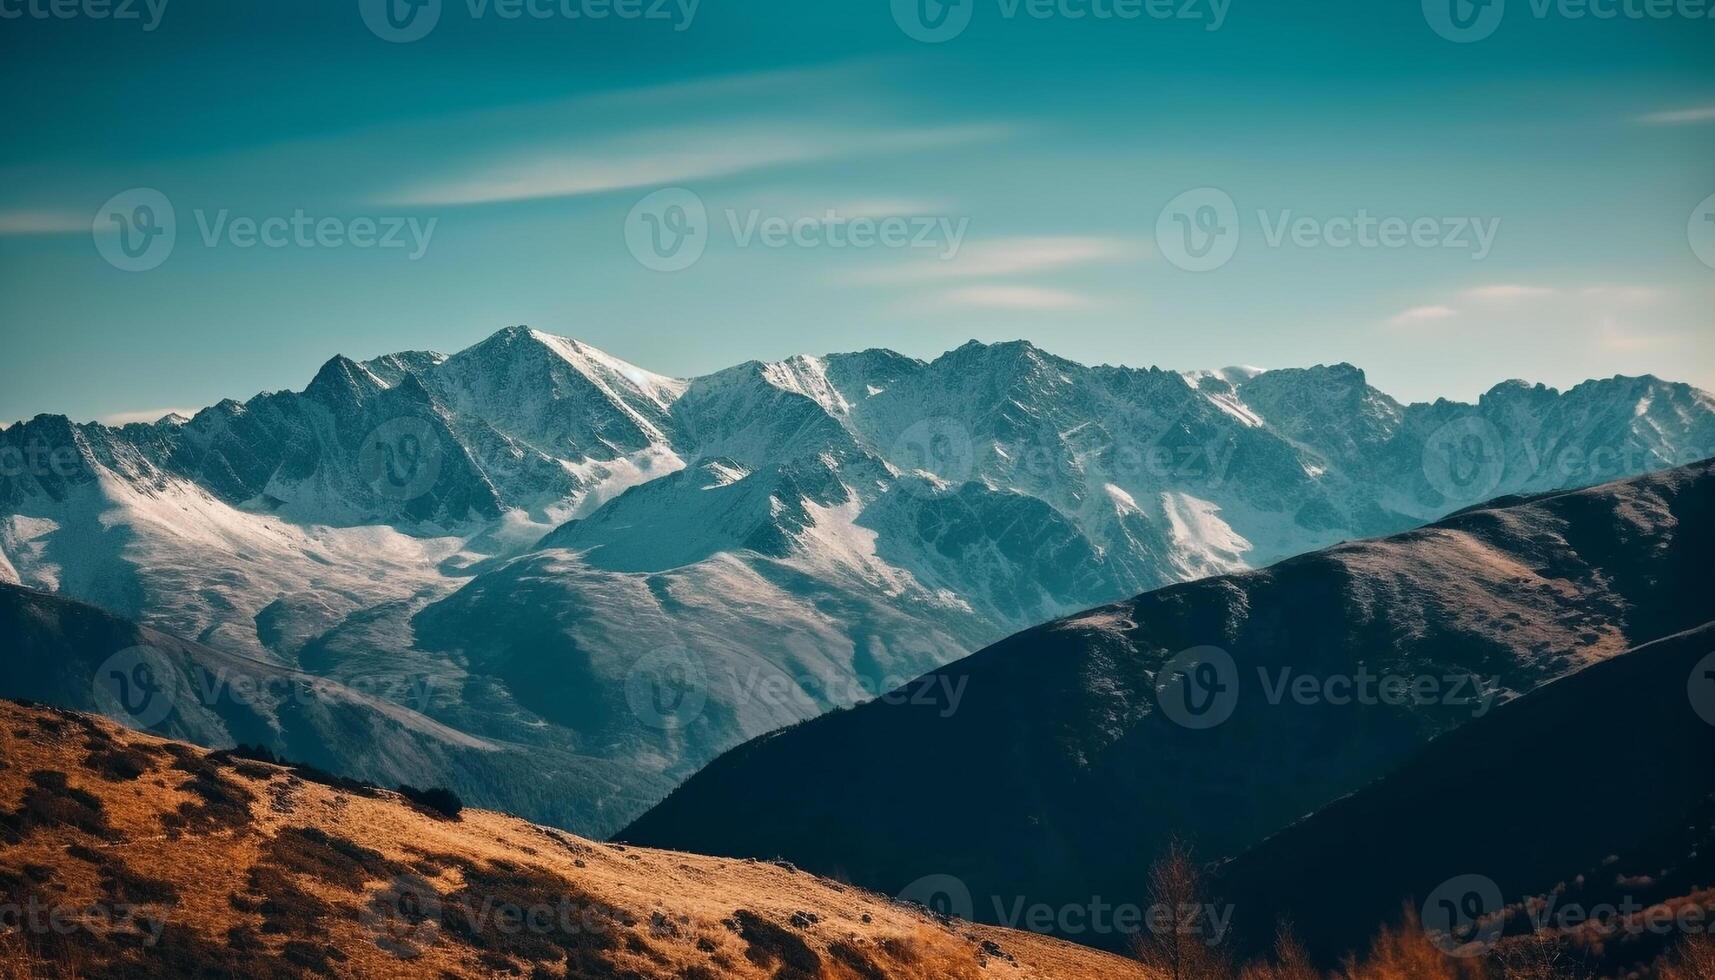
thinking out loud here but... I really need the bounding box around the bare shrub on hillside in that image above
[1239,923,1322,980]
[1657,933,1715,980]
[1133,838,1233,980]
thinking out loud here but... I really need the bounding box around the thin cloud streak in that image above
[939,285,1097,310]
[1461,284,1556,301]
[1637,105,1715,125]
[853,235,1142,283]
[384,123,1011,207]
[1388,305,1459,326]
[0,210,87,236]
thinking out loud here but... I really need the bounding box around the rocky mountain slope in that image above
[0,699,1152,979]
[0,583,654,831]
[3,327,1712,834]
[619,460,1715,950]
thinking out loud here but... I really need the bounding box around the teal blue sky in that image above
[1,0,1712,424]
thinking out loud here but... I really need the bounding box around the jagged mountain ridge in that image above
[2,327,1712,835]
[618,461,1715,951]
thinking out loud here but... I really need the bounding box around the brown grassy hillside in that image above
[0,699,1153,980]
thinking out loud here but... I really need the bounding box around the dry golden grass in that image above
[0,701,1156,979]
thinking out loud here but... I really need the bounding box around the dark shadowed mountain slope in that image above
[619,460,1715,951]
[1216,622,1715,973]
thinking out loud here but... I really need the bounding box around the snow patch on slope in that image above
[1158,492,1252,580]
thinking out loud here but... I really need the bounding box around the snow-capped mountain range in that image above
[2,326,1712,834]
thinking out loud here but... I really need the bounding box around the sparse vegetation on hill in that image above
[0,700,1152,979]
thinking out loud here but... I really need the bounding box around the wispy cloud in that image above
[938,285,1096,310]
[98,408,195,426]
[854,235,1141,283]
[1636,105,1715,125]
[0,210,86,236]
[1579,284,1662,303]
[1596,318,1674,353]
[383,122,1009,207]
[1388,305,1459,326]
[1461,284,1556,301]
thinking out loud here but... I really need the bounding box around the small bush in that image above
[398,784,463,820]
